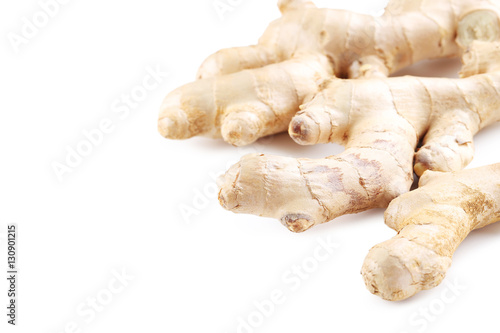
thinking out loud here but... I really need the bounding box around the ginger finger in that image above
[361,164,500,301]
[158,53,332,146]
[219,115,416,232]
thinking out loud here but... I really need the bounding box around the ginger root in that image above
[158,0,500,232]
[218,40,500,232]
[361,164,500,301]
[159,0,500,300]
[158,0,500,146]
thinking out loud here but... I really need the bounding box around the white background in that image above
[1,0,500,332]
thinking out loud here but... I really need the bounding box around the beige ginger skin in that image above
[219,39,500,232]
[158,0,500,232]
[159,0,500,300]
[158,0,500,147]
[362,164,500,301]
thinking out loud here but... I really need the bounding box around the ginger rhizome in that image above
[219,39,500,232]
[158,0,500,301]
[158,0,500,147]
[361,164,500,301]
